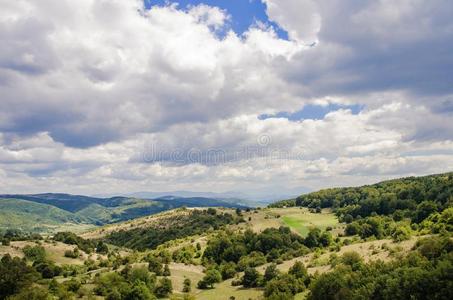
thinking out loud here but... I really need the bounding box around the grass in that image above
[167,263,205,294]
[197,278,263,300]
[0,240,107,266]
[278,208,338,237]
[236,207,339,237]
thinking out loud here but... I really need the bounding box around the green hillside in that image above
[271,172,452,220]
[0,193,250,233]
[0,198,89,232]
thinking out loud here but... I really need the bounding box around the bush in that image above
[23,245,46,262]
[392,225,412,242]
[154,277,172,298]
[197,269,221,289]
[220,262,237,280]
[345,222,361,236]
[340,251,363,271]
[96,241,109,254]
[241,267,262,288]
[162,264,171,276]
[264,264,279,282]
[147,256,163,275]
[182,278,191,293]
[64,247,79,258]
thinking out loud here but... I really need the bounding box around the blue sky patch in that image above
[144,0,288,39]
[259,104,364,121]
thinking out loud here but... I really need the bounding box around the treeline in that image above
[308,235,453,300]
[53,231,108,254]
[271,172,452,226]
[0,229,42,245]
[105,209,240,251]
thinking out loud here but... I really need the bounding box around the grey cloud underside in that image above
[285,0,453,97]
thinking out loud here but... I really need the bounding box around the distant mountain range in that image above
[0,193,250,233]
[119,186,311,204]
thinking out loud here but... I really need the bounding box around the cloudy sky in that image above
[1,0,452,197]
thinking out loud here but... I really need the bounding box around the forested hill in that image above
[0,193,249,232]
[270,172,452,225]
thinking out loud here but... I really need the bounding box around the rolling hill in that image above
[0,193,249,233]
[0,198,89,232]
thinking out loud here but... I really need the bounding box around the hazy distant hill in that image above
[124,187,311,205]
[0,193,249,232]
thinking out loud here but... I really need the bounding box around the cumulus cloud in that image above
[262,0,321,44]
[0,0,452,195]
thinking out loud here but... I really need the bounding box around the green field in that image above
[197,278,263,300]
[279,208,338,237]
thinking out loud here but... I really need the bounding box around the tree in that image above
[319,232,333,247]
[308,267,351,300]
[304,228,321,248]
[340,252,363,271]
[343,214,354,224]
[415,201,438,223]
[220,262,237,280]
[129,267,156,290]
[182,278,191,293]
[23,245,46,262]
[33,260,62,279]
[106,289,122,300]
[162,264,171,276]
[96,241,109,254]
[154,277,172,298]
[0,254,39,299]
[359,217,384,239]
[204,269,222,287]
[7,285,50,300]
[198,269,221,289]
[264,274,304,300]
[392,224,412,242]
[345,222,361,236]
[241,267,262,288]
[288,261,308,280]
[147,256,163,275]
[207,208,217,215]
[126,281,155,300]
[264,264,279,282]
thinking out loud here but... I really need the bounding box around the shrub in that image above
[197,269,221,289]
[182,278,191,293]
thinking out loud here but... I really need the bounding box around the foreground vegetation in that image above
[0,172,452,299]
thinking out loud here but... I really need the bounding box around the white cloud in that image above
[262,0,321,44]
[0,0,452,195]
[188,4,230,31]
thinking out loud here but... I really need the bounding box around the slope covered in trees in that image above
[105,208,240,250]
[271,172,452,223]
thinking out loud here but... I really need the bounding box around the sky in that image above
[0,0,453,197]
